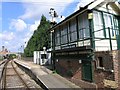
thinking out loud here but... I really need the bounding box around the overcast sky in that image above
[0,0,119,52]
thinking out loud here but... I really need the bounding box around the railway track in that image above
[1,60,42,89]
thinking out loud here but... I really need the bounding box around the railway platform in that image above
[14,59,81,89]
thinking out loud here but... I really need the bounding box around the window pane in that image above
[55,29,60,45]
[93,11,103,30]
[93,11,104,38]
[103,13,111,28]
[61,25,67,35]
[78,11,89,39]
[84,28,90,38]
[61,35,67,44]
[55,37,60,45]
[103,13,118,38]
[69,19,76,32]
[71,32,77,42]
[69,19,77,42]
[79,29,84,39]
[60,24,68,44]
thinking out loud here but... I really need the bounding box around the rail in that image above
[1,60,9,90]
[1,60,30,90]
[11,60,30,89]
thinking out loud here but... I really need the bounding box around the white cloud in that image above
[24,32,32,41]
[5,41,9,44]
[0,2,2,32]
[22,20,40,47]
[22,31,32,48]
[23,20,40,42]
[75,0,94,11]
[0,17,2,32]
[0,31,15,41]
[29,20,40,32]
[2,0,93,52]
[19,0,74,20]
[2,0,73,2]
[9,19,27,31]
[59,16,65,22]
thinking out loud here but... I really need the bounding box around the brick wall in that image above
[95,51,114,71]
[94,51,115,88]
[112,50,120,89]
[55,59,82,78]
[94,50,120,89]
[94,69,114,88]
[118,50,120,89]
[55,59,97,88]
[54,50,120,89]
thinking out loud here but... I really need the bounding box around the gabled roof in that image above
[0,51,8,55]
[89,0,120,15]
[109,2,120,15]
[88,0,117,9]
[49,4,89,31]
[49,0,120,31]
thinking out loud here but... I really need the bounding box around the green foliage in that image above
[9,54,17,59]
[0,56,3,60]
[52,70,58,74]
[24,15,51,57]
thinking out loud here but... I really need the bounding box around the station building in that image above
[49,0,120,89]
[0,46,9,59]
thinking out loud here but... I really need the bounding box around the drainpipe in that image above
[50,30,55,70]
[108,27,113,51]
[106,3,113,51]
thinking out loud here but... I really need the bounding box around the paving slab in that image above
[14,59,81,89]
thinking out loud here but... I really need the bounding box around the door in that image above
[82,60,93,82]
[117,35,120,49]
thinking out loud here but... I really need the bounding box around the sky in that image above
[0,0,119,52]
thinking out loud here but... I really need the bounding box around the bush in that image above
[0,56,3,60]
[9,54,17,59]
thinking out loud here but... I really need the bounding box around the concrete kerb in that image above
[14,60,49,90]
[14,60,81,89]
[52,73,81,89]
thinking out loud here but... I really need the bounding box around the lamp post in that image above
[22,42,26,60]
[18,47,21,60]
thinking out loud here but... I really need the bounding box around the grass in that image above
[0,56,3,61]
[52,70,57,74]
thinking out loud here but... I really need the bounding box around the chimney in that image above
[2,46,5,51]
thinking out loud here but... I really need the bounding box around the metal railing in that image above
[94,27,119,51]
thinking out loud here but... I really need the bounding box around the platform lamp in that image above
[43,47,46,53]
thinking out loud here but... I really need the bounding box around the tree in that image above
[24,15,51,57]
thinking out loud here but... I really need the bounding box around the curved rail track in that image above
[1,60,30,89]
[1,60,42,90]
[11,60,29,89]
